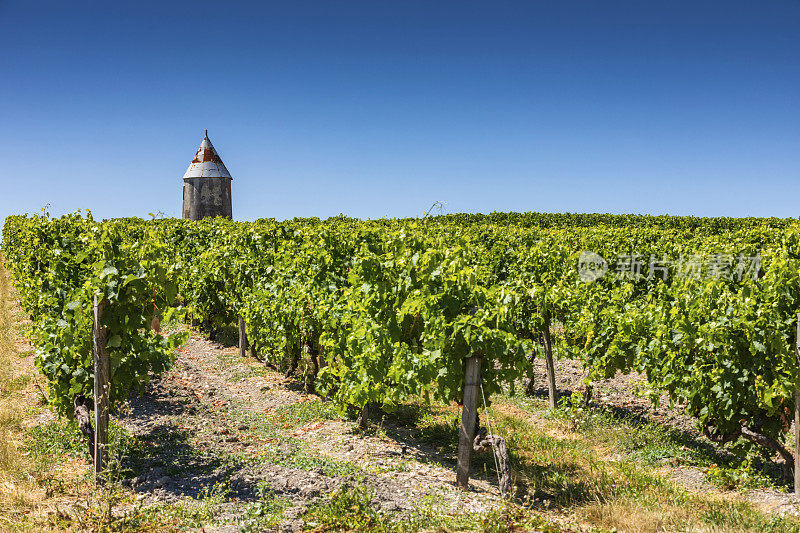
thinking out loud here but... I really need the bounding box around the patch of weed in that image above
[25,418,87,465]
[305,484,384,532]
[241,482,295,532]
[272,398,337,429]
[699,499,800,533]
[703,461,779,491]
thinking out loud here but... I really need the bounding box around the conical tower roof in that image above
[182,131,232,179]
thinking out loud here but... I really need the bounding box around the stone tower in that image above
[182,131,233,220]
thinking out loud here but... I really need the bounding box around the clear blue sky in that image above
[1,1,798,221]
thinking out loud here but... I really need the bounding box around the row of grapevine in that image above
[3,212,799,478]
[1,214,187,416]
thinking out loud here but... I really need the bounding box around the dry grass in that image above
[383,390,799,531]
[487,396,799,533]
[0,255,92,531]
[0,253,37,527]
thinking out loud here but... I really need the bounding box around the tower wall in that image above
[182,177,233,220]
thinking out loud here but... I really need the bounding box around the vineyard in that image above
[2,211,800,531]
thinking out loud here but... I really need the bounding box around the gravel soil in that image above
[114,331,800,527]
[116,332,504,531]
[528,357,696,432]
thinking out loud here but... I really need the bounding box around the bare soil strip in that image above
[116,332,502,531]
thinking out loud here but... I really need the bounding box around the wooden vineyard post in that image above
[93,296,110,484]
[796,386,800,494]
[238,315,248,358]
[457,356,482,489]
[543,312,557,409]
[795,313,800,494]
[357,403,370,430]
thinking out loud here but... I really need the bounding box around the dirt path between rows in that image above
[115,330,800,529]
[2,324,798,531]
[116,331,504,531]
